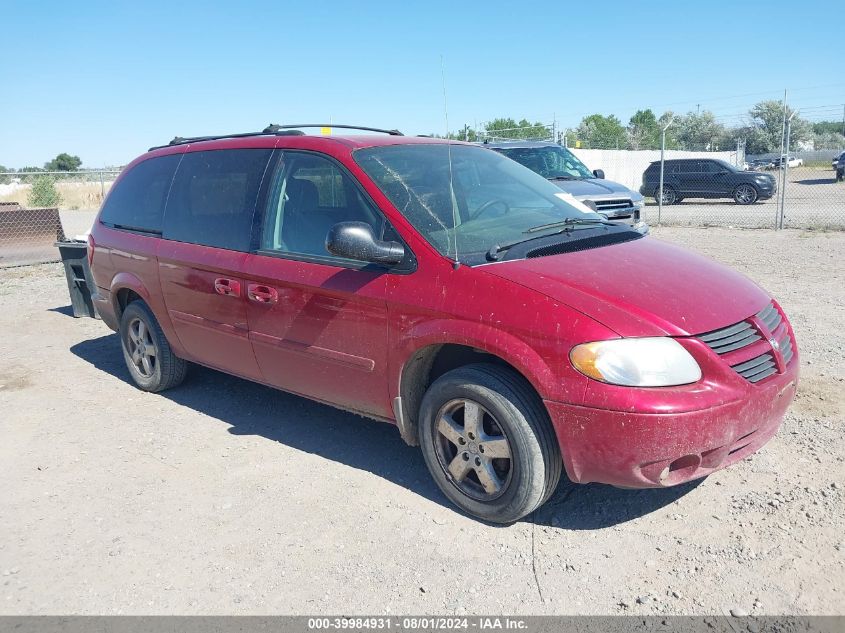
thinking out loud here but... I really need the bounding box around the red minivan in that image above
[89,125,799,523]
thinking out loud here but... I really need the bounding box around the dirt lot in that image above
[0,227,843,616]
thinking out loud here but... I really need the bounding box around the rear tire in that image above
[654,185,677,205]
[120,300,187,392]
[733,183,759,205]
[418,364,562,523]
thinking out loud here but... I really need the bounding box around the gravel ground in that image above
[0,227,842,616]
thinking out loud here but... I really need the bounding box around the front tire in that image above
[733,183,759,205]
[418,364,562,523]
[120,300,187,392]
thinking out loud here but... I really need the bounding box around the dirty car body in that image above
[88,129,798,522]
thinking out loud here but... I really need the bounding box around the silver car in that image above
[483,141,644,222]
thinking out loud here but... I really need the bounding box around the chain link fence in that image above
[0,170,119,267]
[471,119,844,230]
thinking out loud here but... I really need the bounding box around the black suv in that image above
[640,158,777,205]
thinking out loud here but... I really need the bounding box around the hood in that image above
[482,236,770,337]
[551,177,635,199]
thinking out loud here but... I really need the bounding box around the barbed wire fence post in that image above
[657,116,674,226]
[778,110,798,230]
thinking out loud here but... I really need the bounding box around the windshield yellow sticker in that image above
[321,127,332,136]
[555,192,595,214]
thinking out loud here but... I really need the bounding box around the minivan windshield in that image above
[354,144,606,264]
[493,145,595,180]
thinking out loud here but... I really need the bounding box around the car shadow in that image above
[794,178,837,185]
[69,331,701,529]
[48,305,76,317]
[534,479,702,530]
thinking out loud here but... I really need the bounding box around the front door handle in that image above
[214,278,241,297]
[247,284,278,304]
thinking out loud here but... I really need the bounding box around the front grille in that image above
[697,302,794,385]
[757,302,782,332]
[699,320,761,354]
[780,333,794,365]
[732,352,777,383]
[593,198,633,212]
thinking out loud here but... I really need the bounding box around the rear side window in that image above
[164,148,273,251]
[100,154,180,233]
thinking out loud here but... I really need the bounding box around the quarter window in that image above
[163,149,273,251]
[100,154,180,233]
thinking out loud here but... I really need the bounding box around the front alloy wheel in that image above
[434,398,512,500]
[734,184,758,205]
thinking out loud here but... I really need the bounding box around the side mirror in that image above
[592,169,605,179]
[326,222,405,265]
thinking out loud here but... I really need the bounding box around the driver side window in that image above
[261,152,385,259]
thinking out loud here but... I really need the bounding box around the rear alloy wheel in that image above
[733,183,759,205]
[655,186,677,205]
[418,364,562,523]
[120,301,187,392]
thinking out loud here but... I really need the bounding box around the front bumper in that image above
[544,360,798,488]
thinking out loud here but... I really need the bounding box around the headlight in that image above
[570,338,701,387]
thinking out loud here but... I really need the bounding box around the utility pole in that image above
[658,117,674,226]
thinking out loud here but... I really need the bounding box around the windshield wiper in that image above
[486,218,611,261]
[549,175,577,181]
[522,217,609,233]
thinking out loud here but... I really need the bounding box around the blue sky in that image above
[2,0,843,168]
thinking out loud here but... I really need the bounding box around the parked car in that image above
[835,153,845,181]
[640,158,777,205]
[832,151,845,172]
[89,125,799,523]
[771,155,803,168]
[482,141,644,222]
[748,158,774,171]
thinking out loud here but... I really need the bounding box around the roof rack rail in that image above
[149,123,402,151]
[263,123,403,136]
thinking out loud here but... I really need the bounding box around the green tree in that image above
[746,100,810,154]
[811,120,845,137]
[44,153,82,172]
[446,125,479,141]
[627,109,660,149]
[675,111,727,150]
[0,165,11,185]
[27,176,62,207]
[575,114,627,149]
[484,117,550,141]
[811,131,845,150]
